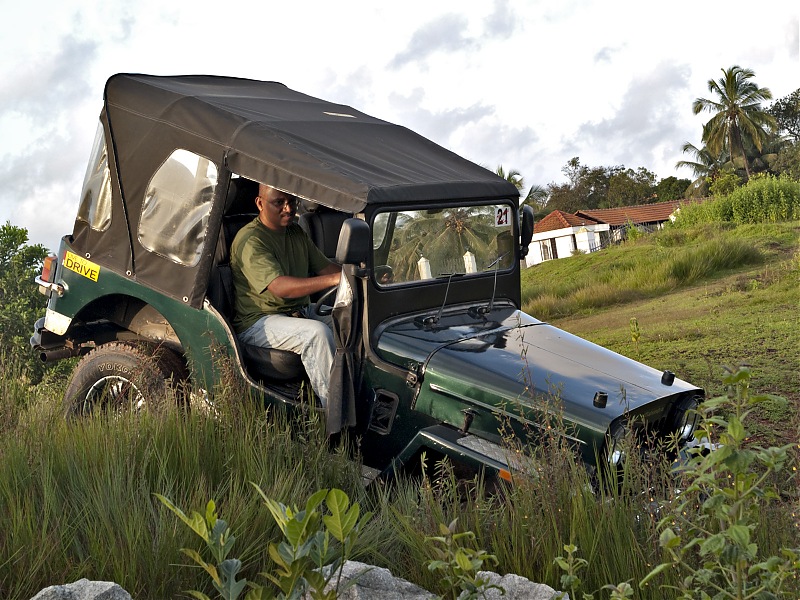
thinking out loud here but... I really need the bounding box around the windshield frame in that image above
[370,198,519,289]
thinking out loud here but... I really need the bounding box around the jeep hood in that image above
[376,307,701,436]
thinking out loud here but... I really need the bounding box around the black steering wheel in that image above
[314,286,338,317]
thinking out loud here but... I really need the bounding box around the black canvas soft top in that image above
[69,74,519,309]
[104,74,519,212]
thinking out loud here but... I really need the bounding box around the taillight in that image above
[41,254,57,283]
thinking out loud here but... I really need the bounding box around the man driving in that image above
[230,184,341,406]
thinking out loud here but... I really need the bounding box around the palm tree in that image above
[495,166,548,209]
[692,66,775,180]
[495,166,524,191]
[677,141,727,177]
[523,184,548,210]
[676,142,727,197]
[742,129,790,175]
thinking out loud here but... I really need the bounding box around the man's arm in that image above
[267,265,340,299]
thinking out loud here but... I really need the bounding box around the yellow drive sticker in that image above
[63,251,100,282]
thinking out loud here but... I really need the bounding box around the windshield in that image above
[373,203,515,286]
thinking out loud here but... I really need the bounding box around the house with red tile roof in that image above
[526,210,609,266]
[526,199,704,266]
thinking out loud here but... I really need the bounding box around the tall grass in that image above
[0,361,688,598]
[0,371,365,599]
[1,348,797,597]
[522,224,768,319]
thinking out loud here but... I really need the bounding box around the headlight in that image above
[606,421,627,467]
[672,395,700,442]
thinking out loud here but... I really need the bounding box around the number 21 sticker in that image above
[495,206,509,227]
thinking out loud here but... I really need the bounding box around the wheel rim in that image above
[82,375,146,413]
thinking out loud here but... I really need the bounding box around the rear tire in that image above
[63,342,187,418]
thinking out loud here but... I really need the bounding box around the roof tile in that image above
[575,199,704,226]
[534,210,601,233]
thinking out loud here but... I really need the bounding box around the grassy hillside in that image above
[0,220,796,599]
[522,221,799,445]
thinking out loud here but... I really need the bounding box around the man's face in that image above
[256,186,297,230]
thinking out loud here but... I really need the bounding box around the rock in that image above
[31,565,566,599]
[311,560,435,599]
[311,561,564,600]
[29,579,133,600]
[467,571,563,599]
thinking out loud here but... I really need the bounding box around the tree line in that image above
[501,66,800,218]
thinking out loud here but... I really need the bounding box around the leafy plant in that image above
[425,518,504,600]
[641,365,800,599]
[154,496,252,600]
[553,544,588,599]
[553,544,634,600]
[157,487,372,600]
[254,486,371,600]
[623,219,643,242]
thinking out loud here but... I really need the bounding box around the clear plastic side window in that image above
[373,204,515,287]
[138,149,218,267]
[76,123,112,232]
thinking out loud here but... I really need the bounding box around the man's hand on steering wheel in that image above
[314,285,338,317]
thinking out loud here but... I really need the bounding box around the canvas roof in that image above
[70,74,520,309]
[104,74,519,214]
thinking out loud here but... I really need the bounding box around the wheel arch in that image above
[67,293,184,353]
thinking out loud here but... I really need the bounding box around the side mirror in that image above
[335,218,371,265]
[520,205,534,257]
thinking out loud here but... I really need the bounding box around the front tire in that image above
[63,342,187,418]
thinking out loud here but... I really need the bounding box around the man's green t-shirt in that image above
[230,219,333,333]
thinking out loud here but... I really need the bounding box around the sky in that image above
[1,0,798,251]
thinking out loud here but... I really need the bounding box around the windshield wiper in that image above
[472,252,509,316]
[483,251,511,271]
[416,272,457,328]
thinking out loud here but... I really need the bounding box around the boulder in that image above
[311,561,435,599]
[469,571,564,599]
[30,579,132,600]
[311,561,563,600]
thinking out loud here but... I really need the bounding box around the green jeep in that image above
[31,74,702,482]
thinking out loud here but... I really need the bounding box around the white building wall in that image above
[527,240,545,265]
[554,235,575,258]
[524,224,610,267]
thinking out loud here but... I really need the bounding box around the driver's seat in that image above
[298,203,350,261]
[208,177,305,382]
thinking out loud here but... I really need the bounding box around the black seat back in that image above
[298,205,350,260]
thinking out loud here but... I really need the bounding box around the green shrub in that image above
[641,365,800,598]
[675,174,800,226]
[709,169,742,197]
